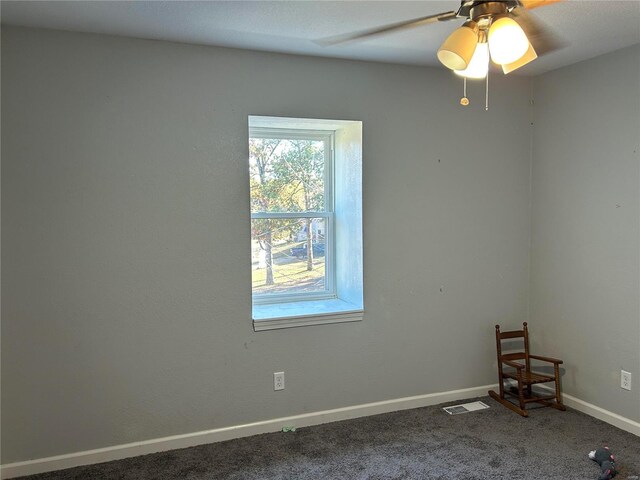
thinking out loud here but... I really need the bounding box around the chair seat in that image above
[503,370,555,384]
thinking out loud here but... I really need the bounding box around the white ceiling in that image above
[2,0,639,75]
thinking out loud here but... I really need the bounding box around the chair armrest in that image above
[529,354,563,365]
[502,359,524,370]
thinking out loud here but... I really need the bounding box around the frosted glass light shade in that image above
[437,25,478,71]
[455,43,489,79]
[488,17,529,65]
[502,42,538,74]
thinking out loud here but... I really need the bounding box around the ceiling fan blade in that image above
[519,0,562,10]
[315,11,458,47]
[511,6,567,56]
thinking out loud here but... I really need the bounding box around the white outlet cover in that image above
[274,372,285,391]
[621,370,632,391]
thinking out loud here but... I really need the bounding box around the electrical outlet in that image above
[274,372,285,391]
[621,370,632,391]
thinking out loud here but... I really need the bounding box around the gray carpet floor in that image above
[17,396,640,480]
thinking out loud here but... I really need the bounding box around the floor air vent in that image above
[443,401,490,415]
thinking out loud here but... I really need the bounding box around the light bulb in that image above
[455,43,489,79]
[488,17,529,65]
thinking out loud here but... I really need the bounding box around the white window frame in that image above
[250,128,336,305]
[249,116,363,331]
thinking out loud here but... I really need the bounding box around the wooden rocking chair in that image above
[488,322,565,417]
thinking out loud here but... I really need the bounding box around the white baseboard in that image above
[557,391,640,437]
[0,384,494,479]
[532,384,640,436]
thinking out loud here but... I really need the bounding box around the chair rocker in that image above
[488,322,565,417]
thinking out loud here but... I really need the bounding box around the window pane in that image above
[249,137,326,213]
[251,217,327,296]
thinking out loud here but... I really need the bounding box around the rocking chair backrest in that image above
[495,322,531,372]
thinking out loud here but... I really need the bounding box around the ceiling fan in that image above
[319,0,564,79]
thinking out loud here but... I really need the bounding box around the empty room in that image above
[1,1,639,479]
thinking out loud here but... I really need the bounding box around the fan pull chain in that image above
[485,68,489,111]
[460,77,469,106]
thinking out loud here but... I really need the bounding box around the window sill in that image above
[253,299,363,331]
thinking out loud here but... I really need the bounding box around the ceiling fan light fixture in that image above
[488,16,529,65]
[454,41,489,79]
[437,21,478,71]
[502,41,538,74]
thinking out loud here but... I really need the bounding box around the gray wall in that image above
[530,44,640,422]
[1,26,534,463]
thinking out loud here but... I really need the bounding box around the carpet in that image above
[16,396,640,479]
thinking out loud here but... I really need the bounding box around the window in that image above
[250,130,334,302]
[249,116,363,330]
